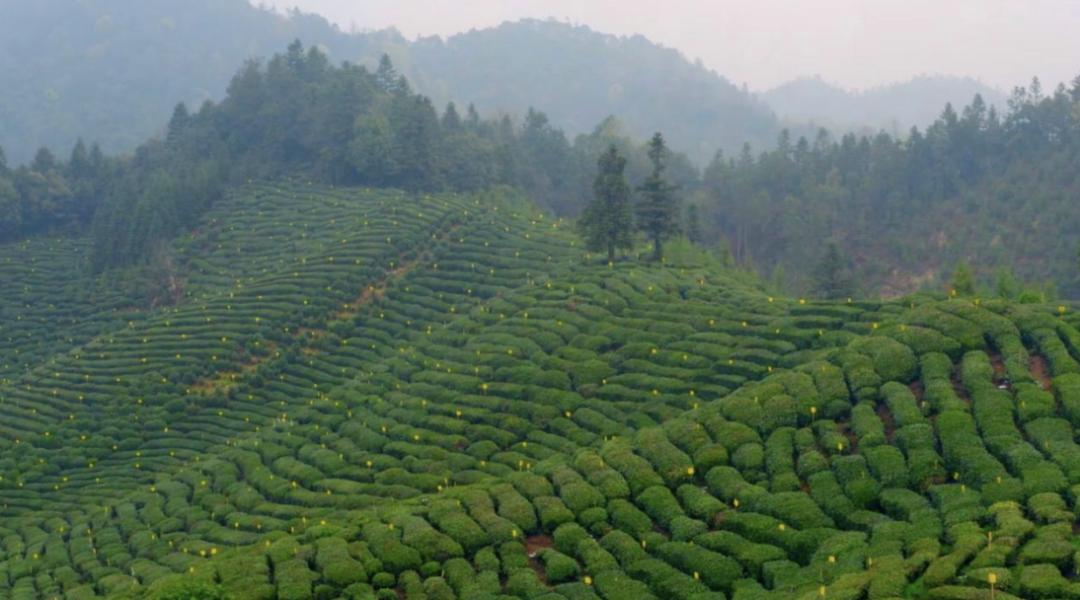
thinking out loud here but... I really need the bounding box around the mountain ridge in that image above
[762,74,1009,133]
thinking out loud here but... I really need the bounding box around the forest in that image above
[698,78,1080,296]
[4,7,1080,600]
[5,45,1080,299]
[0,42,703,275]
[0,1,777,166]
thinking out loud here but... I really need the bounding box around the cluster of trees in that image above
[3,1,779,167]
[0,144,111,240]
[697,76,1080,296]
[578,134,682,262]
[1,42,701,273]
[0,0,387,164]
[6,23,1080,300]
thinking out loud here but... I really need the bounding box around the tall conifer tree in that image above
[578,145,634,261]
[636,132,680,261]
[812,242,854,300]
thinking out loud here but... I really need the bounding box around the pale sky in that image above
[256,0,1080,93]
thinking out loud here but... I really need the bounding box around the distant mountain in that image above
[404,20,780,163]
[0,0,399,164]
[762,75,1007,133]
[0,3,779,165]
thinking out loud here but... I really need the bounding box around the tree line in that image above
[4,38,1080,299]
[0,42,700,273]
[696,76,1080,297]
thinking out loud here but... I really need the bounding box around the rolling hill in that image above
[0,2,777,166]
[2,179,1080,600]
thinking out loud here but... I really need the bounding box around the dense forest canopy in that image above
[698,77,1080,297]
[5,41,1080,299]
[4,5,1080,300]
[0,42,699,274]
[8,7,1080,600]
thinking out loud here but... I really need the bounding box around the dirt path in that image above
[335,257,424,321]
[909,381,926,408]
[837,421,858,453]
[989,352,1010,389]
[1030,355,1053,391]
[876,404,897,443]
[525,534,554,586]
[189,342,277,394]
[950,366,972,407]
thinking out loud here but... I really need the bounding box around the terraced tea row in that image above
[5,183,1080,600]
[0,184,558,506]
[0,238,134,382]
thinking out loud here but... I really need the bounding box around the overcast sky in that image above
[256,0,1080,92]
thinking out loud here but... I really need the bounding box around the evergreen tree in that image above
[951,262,977,296]
[578,145,634,262]
[466,104,481,128]
[167,103,190,142]
[68,140,90,178]
[32,147,57,172]
[0,173,19,237]
[375,54,399,93]
[812,242,854,300]
[995,267,1019,299]
[636,132,680,261]
[685,203,703,244]
[441,102,462,131]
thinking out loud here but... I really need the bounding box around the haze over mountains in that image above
[762,75,1008,134]
[5,5,1080,599]
[2,0,1004,166]
[3,0,1075,300]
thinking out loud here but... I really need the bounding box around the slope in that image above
[3,183,1080,600]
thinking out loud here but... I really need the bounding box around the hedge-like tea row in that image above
[4,185,1080,600]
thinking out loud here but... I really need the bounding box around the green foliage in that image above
[148,580,230,600]
[951,263,977,297]
[636,133,681,261]
[5,176,1080,600]
[812,242,854,300]
[578,145,635,261]
[699,81,1080,296]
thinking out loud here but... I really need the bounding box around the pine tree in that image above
[441,102,462,131]
[951,262,976,296]
[68,139,90,178]
[32,147,57,172]
[995,267,1019,299]
[685,203,703,244]
[167,103,190,143]
[578,145,634,262]
[812,242,854,300]
[636,132,680,261]
[375,54,399,93]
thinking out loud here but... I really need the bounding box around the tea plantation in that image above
[3,184,1080,600]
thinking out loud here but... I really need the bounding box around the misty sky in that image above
[256,0,1080,93]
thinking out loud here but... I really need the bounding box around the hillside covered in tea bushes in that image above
[2,181,1080,600]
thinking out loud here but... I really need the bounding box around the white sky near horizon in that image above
[254,0,1080,93]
